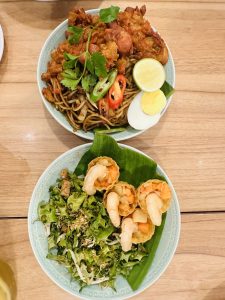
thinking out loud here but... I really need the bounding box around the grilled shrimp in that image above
[137,179,172,226]
[131,208,155,244]
[120,217,138,252]
[106,192,120,227]
[120,208,155,251]
[83,156,119,195]
[104,181,137,226]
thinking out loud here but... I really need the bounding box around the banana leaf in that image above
[75,133,157,187]
[75,134,167,290]
[161,81,175,99]
[127,212,167,290]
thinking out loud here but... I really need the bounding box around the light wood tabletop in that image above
[0,1,225,299]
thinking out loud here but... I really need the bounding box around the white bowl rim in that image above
[37,8,175,141]
[28,142,181,300]
[0,25,4,62]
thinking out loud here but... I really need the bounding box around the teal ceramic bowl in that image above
[28,143,180,299]
[37,9,175,141]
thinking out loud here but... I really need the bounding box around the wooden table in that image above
[0,1,225,299]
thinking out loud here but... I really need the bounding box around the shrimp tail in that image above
[83,164,107,195]
[120,218,137,252]
[106,192,120,227]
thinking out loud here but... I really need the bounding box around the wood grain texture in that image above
[0,214,225,300]
[2,0,225,3]
[0,84,225,216]
[1,1,225,92]
[0,1,225,299]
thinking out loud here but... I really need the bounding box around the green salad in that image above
[39,171,148,289]
[38,134,168,290]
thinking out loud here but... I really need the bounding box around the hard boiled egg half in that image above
[128,90,167,130]
[128,58,167,130]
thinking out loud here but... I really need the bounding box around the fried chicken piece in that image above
[51,49,64,64]
[41,72,51,82]
[57,40,85,59]
[105,22,133,55]
[47,61,62,76]
[91,26,107,45]
[42,87,54,102]
[117,5,168,65]
[100,41,119,68]
[68,7,93,27]
[136,31,169,64]
[47,60,63,76]
[118,5,152,37]
[57,41,71,53]
[89,43,100,54]
[125,5,146,16]
[116,57,128,74]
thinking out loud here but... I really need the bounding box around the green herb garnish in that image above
[91,52,107,78]
[99,6,120,23]
[60,78,80,90]
[67,26,84,44]
[81,74,97,92]
[38,171,148,289]
[64,53,78,61]
[94,127,126,134]
[86,53,95,74]
[61,69,78,80]
[85,51,108,78]
[61,27,108,91]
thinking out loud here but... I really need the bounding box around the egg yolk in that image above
[141,90,167,115]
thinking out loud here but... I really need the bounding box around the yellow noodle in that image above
[43,58,139,132]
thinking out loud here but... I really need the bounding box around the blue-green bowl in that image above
[37,9,175,141]
[28,143,180,299]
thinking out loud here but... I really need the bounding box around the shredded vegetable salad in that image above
[38,170,148,289]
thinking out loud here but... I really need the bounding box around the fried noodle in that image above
[41,6,168,132]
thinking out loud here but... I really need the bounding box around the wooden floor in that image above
[0,1,225,299]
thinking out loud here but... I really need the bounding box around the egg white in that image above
[127,92,161,130]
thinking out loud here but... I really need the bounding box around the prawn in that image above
[104,181,137,226]
[106,192,120,227]
[120,208,155,251]
[83,164,107,195]
[131,208,155,244]
[120,218,138,252]
[137,179,172,226]
[83,156,119,195]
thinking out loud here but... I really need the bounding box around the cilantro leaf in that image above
[67,26,83,44]
[81,74,97,92]
[86,54,95,75]
[63,60,75,69]
[63,53,79,69]
[61,78,80,90]
[91,52,107,78]
[74,67,81,78]
[61,69,77,80]
[99,6,120,23]
[62,68,81,79]
[63,52,78,60]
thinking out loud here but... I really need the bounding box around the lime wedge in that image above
[0,278,11,300]
[133,58,165,92]
[141,90,167,115]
